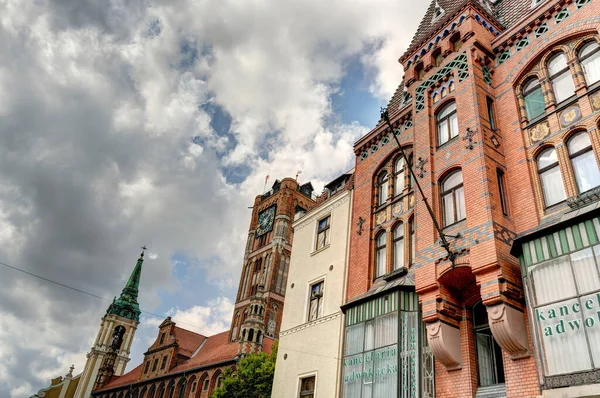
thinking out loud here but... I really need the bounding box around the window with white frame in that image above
[308,281,324,321]
[316,216,330,250]
[441,170,466,226]
[436,101,458,145]
[393,223,404,270]
[579,41,600,85]
[394,157,406,197]
[548,53,575,104]
[537,147,566,207]
[378,171,389,205]
[523,78,545,120]
[375,232,387,277]
[568,131,600,193]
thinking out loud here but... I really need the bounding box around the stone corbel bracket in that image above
[426,321,462,370]
[487,303,530,359]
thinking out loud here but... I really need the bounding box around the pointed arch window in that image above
[568,132,600,193]
[377,171,389,205]
[437,101,458,145]
[375,232,387,277]
[441,170,466,226]
[523,78,545,120]
[394,157,406,196]
[548,53,575,103]
[579,41,600,85]
[393,223,405,270]
[538,147,566,207]
[409,218,415,265]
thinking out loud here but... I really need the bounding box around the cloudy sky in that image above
[0,0,428,396]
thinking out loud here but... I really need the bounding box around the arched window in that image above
[437,101,458,145]
[441,170,466,226]
[377,171,389,205]
[523,78,545,120]
[579,41,600,85]
[375,232,387,277]
[394,157,406,196]
[393,223,404,270]
[568,132,600,193]
[433,93,439,104]
[538,147,566,207]
[548,53,575,103]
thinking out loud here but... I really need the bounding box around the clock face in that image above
[256,205,276,237]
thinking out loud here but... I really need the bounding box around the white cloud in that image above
[0,0,429,396]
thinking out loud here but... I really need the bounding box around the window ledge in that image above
[436,135,459,151]
[383,267,408,281]
[311,244,330,256]
[566,186,600,209]
[442,218,467,231]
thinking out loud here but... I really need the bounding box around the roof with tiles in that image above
[100,364,144,390]
[96,330,276,392]
[403,0,539,61]
[173,327,206,357]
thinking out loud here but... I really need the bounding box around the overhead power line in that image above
[0,259,211,332]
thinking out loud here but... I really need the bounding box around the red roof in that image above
[100,364,143,390]
[173,327,206,357]
[172,331,238,372]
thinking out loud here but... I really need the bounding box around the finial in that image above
[140,245,148,257]
[67,364,74,377]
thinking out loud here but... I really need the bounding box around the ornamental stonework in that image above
[529,120,551,143]
[591,90,600,111]
[559,104,582,128]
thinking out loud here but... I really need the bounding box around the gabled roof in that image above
[171,331,238,372]
[173,327,206,357]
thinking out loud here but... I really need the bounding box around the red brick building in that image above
[342,0,600,397]
[91,178,314,398]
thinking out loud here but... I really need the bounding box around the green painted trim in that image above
[572,223,583,250]
[523,242,532,266]
[559,229,569,253]
[535,239,544,263]
[547,235,558,258]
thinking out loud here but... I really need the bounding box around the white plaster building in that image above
[272,171,353,398]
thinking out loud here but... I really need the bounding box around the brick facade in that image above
[346,0,600,397]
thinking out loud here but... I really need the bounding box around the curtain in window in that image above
[568,132,600,193]
[523,79,545,120]
[373,349,398,398]
[378,173,389,205]
[580,42,600,85]
[548,53,575,103]
[394,224,404,270]
[376,233,387,277]
[395,158,405,196]
[538,148,566,206]
[345,323,365,356]
[375,313,398,348]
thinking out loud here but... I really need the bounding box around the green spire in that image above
[106,250,144,322]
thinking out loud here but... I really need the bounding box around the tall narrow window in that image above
[144,361,150,374]
[497,169,509,216]
[486,97,496,130]
[393,223,405,270]
[299,376,316,398]
[437,101,458,145]
[308,281,324,321]
[579,41,600,86]
[375,232,387,277]
[441,170,466,226]
[152,358,159,372]
[394,157,406,196]
[523,78,545,120]
[568,132,600,193]
[409,219,415,265]
[473,301,505,387]
[538,147,566,207]
[378,171,389,205]
[160,355,168,370]
[316,216,331,250]
[159,333,165,345]
[203,379,209,391]
[548,53,575,103]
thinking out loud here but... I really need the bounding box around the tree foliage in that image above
[211,341,278,398]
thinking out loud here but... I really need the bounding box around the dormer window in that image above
[432,1,445,22]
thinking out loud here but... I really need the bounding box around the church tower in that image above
[229,177,315,353]
[74,251,145,398]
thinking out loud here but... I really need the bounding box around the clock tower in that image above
[230,178,315,354]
